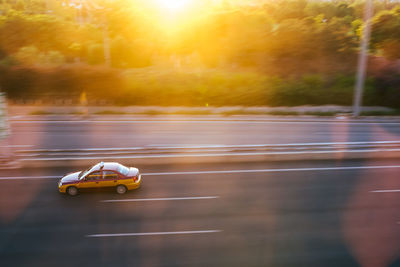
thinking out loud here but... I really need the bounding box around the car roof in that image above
[90,162,121,172]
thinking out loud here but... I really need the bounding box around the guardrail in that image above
[4,140,400,168]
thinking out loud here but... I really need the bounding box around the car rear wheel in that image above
[67,186,78,196]
[116,185,127,194]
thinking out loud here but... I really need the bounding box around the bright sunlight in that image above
[154,0,193,13]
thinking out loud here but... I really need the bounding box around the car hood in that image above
[61,171,81,183]
[128,167,139,177]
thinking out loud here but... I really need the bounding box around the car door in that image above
[101,170,120,188]
[79,171,102,189]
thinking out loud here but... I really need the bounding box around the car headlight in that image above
[58,180,63,187]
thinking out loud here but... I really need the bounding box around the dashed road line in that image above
[370,189,400,193]
[86,230,222,238]
[143,165,400,176]
[2,165,400,180]
[0,175,60,180]
[101,196,219,203]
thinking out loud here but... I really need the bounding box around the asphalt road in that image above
[8,117,400,150]
[1,159,400,267]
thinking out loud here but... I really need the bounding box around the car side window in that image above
[86,171,102,181]
[103,170,118,180]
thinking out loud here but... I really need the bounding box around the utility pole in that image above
[353,0,373,117]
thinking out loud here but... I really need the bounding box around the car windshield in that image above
[78,166,93,179]
[117,164,130,176]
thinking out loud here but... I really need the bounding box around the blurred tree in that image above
[87,43,104,65]
[371,6,400,58]
[68,42,83,61]
[14,45,39,65]
[110,35,130,68]
[38,50,65,66]
[378,39,400,59]
[0,0,398,109]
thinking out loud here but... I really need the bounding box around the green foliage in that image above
[377,39,400,59]
[94,110,127,115]
[0,0,398,70]
[12,46,65,66]
[371,6,400,55]
[304,111,337,116]
[0,0,399,108]
[87,43,104,65]
[266,111,300,116]
[29,110,55,115]
[1,66,399,108]
[0,65,122,100]
[369,71,400,107]
[0,56,18,67]
[0,0,387,71]
[360,110,400,116]
[14,46,39,65]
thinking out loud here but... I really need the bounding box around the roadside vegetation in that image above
[27,107,400,117]
[0,0,400,108]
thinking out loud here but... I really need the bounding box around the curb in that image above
[16,149,400,168]
[9,115,400,123]
[3,141,400,169]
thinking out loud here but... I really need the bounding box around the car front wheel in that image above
[116,185,127,194]
[67,186,78,196]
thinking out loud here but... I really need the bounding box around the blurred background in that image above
[0,0,399,108]
[2,2,400,267]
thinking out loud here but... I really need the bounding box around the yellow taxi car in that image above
[58,162,141,196]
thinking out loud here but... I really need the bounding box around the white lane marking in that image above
[0,175,59,180]
[17,141,390,151]
[2,165,400,180]
[11,140,400,153]
[11,120,400,125]
[148,144,219,147]
[148,140,400,149]
[0,145,34,148]
[86,230,222,238]
[370,189,400,193]
[144,165,400,176]
[19,148,400,161]
[101,196,219,203]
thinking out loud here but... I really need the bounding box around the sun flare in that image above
[155,0,193,12]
